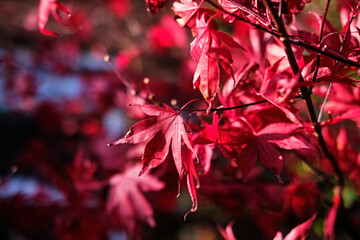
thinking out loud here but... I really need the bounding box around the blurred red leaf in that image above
[218,221,236,240]
[107,164,165,234]
[145,0,169,14]
[38,0,70,36]
[324,187,341,240]
[273,213,316,240]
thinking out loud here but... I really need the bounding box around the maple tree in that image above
[1,0,360,239]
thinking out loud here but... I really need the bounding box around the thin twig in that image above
[177,99,268,112]
[310,0,331,92]
[318,6,359,122]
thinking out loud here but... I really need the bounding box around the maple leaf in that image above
[301,60,360,86]
[109,104,195,176]
[147,15,187,54]
[217,221,237,240]
[324,187,341,240]
[38,0,70,36]
[218,0,269,25]
[67,147,106,194]
[109,104,201,215]
[190,14,244,103]
[181,143,200,217]
[313,83,360,116]
[145,0,169,14]
[219,120,310,181]
[173,0,202,27]
[172,0,215,27]
[321,108,360,126]
[273,213,317,240]
[258,57,300,123]
[284,182,319,220]
[287,0,312,15]
[107,164,165,235]
[105,0,131,18]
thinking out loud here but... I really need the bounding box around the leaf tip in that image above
[139,164,150,176]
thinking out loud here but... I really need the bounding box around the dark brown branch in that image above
[204,0,360,68]
[260,0,344,187]
[177,99,269,112]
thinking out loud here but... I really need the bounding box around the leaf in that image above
[172,0,212,27]
[219,121,309,181]
[218,0,269,25]
[67,147,106,193]
[181,143,199,218]
[302,60,360,86]
[109,104,200,215]
[218,221,237,240]
[38,0,70,36]
[287,0,312,15]
[258,58,300,123]
[107,164,165,235]
[190,14,244,103]
[273,213,317,240]
[307,12,341,51]
[324,187,341,240]
[260,58,298,104]
[145,0,169,14]
[109,104,194,176]
[321,108,360,126]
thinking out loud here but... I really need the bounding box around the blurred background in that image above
[0,1,224,239]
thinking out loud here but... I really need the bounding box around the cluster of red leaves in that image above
[107,0,360,239]
[1,0,360,239]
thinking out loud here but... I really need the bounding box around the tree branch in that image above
[204,0,360,68]
[260,0,344,187]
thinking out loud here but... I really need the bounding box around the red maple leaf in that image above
[217,221,237,240]
[109,104,200,214]
[219,120,310,181]
[106,164,165,235]
[145,0,169,14]
[173,0,202,27]
[287,0,312,15]
[67,147,106,194]
[172,0,215,27]
[324,187,341,240]
[190,14,244,104]
[301,60,360,86]
[218,0,269,25]
[181,143,200,217]
[258,57,300,123]
[38,0,70,36]
[273,213,317,240]
[109,104,195,176]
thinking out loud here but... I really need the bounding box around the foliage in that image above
[1,0,360,239]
